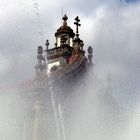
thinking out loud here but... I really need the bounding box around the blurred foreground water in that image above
[0,67,140,140]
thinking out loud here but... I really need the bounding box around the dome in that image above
[55,15,75,38]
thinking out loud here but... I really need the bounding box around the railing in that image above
[46,46,73,59]
[47,47,64,57]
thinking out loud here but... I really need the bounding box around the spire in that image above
[62,14,68,26]
[74,16,81,38]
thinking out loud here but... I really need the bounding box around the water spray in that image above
[49,84,61,140]
[32,0,44,45]
[58,104,66,140]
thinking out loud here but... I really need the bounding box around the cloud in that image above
[0,53,10,75]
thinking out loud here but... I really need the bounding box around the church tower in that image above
[55,14,75,47]
[35,14,93,80]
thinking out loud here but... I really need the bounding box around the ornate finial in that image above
[87,46,93,65]
[88,46,93,53]
[45,40,49,50]
[63,14,68,21]
[62,14,68,26]
[37,45,43,54]
[74,16,81,38]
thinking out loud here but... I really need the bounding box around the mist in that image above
[0,0,140,140]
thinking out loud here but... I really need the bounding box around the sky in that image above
[0,0,140,140]
[125,0,139,2]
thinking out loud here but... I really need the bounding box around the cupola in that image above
[55,14,75,47]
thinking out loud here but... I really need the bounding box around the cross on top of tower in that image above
[74,16,81,38]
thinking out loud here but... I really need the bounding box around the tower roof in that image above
[55,14,75,38]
